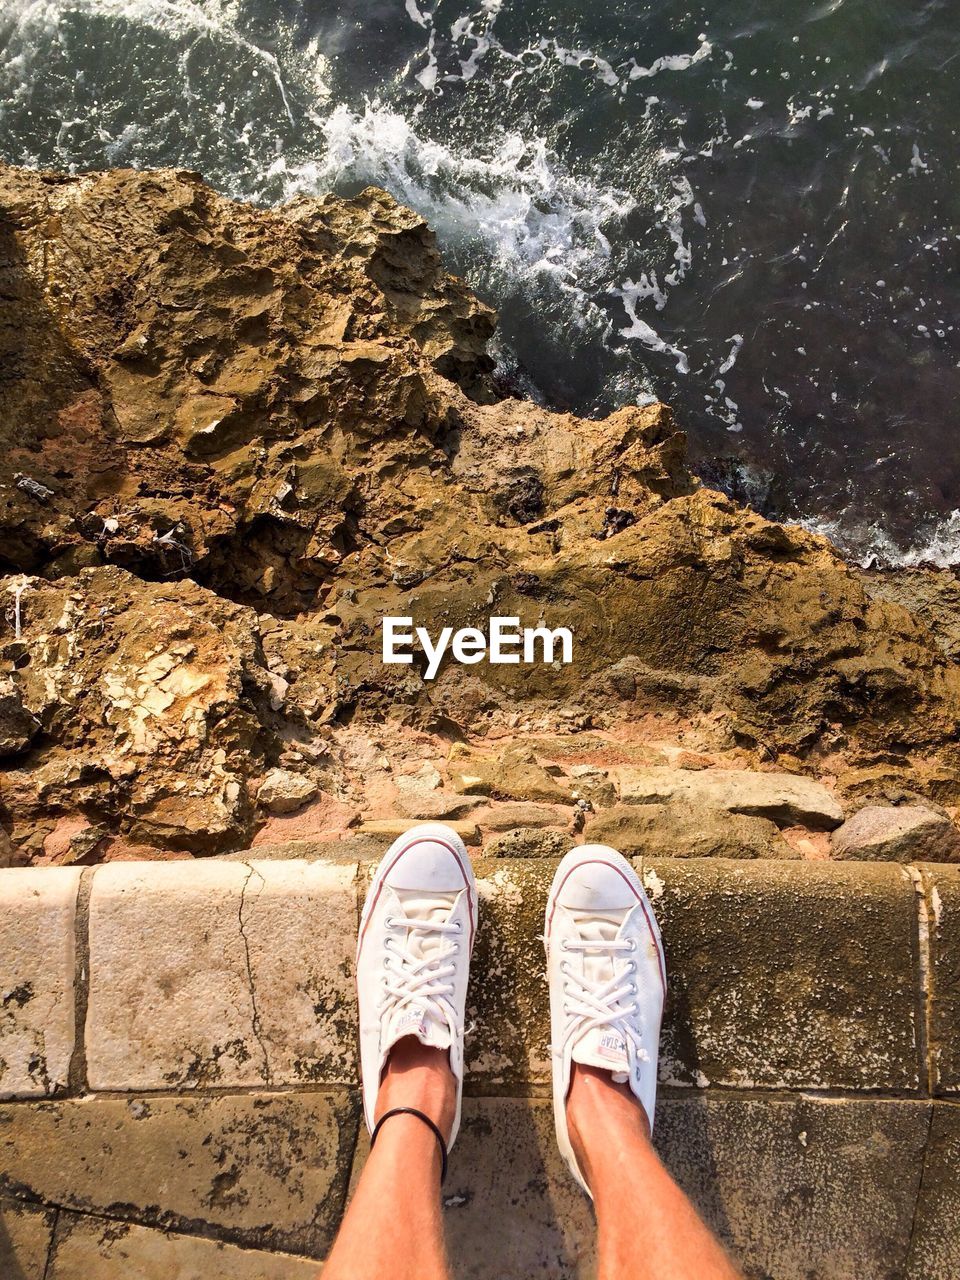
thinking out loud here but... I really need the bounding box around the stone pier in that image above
[1,853,958,1278]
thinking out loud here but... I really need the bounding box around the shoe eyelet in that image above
[628,940,638,953]
[385,916,396,928]
[455,921,463,932]
[560,940,570,952]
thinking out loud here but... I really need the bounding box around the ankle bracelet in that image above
[370,1106,449,1184]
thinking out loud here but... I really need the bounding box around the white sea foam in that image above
[799,511,960,569]
[626,36,713,81]
[281,104,634,295]
[401,1,713,97]
[718,334,744,375]
[1,0,303,123]
[613,278,688,373]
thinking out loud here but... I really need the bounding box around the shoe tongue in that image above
[569,910,631,1084]
[382,889,455,1053]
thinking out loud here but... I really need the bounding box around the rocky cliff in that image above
[1,164,958,861]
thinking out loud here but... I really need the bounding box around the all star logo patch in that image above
[597,1031,627,1061]
[396,1009,427,1039]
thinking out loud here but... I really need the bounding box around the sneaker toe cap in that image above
[554,846,641,911]
[384,829,471,892]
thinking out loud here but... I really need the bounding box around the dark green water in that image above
[2,0,958,563]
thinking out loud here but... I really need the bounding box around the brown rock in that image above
[450,745,573,805]
[256,769,319,816]
[1,568,284,853]
[832,804,960,862]
[0,675,39,758]
[860,567,960,662]
[0,825,19,868]
[356,818,480,845]
[615,766,844,829]
[473,800,567,831]
[567,764,617,807]
[395,791,484,820]
[836,763,919,801]
[2,162,960,857]
[584,803,795,859]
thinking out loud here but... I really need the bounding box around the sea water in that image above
[1,0,957,565]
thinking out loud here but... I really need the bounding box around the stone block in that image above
[0,867,80,1098]
[347,1095,928,1280]
[466,860,555,1088]
[430,1098,595,1278]
[904,1103,960,1279]
[455,857,919,1092]
[616,767,843,828]
[0,1091,358,1257]
[655,1094,928,1280]
[919,863,960,1093]
[0,1196,56,1280]
[86,859,357,1089]
[645,858,920,1090]
[46,1213,319,1280]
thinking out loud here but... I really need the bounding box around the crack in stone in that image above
[7,1190,322,1262]
[906,864,934,1093]
[68,866,94,1096]
[903,1102,935,1273]
[40,1205,59,1280]
[238,863,272,1086]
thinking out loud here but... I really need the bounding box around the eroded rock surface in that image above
[1,164,959,859]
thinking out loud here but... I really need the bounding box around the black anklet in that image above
[370,1107,449,1184]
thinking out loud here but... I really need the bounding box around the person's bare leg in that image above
[567,1064,743,1280]
[323,1038,454,1280]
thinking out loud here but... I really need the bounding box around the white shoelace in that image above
[559,938,644,1058]
[377,915,462,1032]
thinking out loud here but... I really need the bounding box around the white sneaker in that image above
[357,823,478,1147]
[544,844,666,1196]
